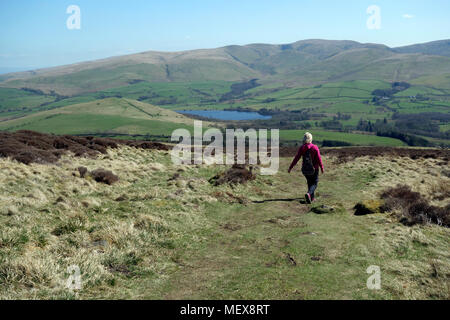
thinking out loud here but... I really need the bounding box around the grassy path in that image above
[138,157,449,300]
[142,159,393,299]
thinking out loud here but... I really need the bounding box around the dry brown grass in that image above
[0,130,169,165]
[208,164,256,186]
[380,185,449,227]
[0,142,448,299]
[0,144,217,299]
[337,155,450,208]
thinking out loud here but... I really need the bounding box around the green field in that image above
[0,87,55,118]
[2,113,195,136]
[279,130,406,146]
[440,123,450,132]
[0,98,198,137]
[0,61,449,147]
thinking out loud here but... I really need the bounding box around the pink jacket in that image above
[289,143,324,173]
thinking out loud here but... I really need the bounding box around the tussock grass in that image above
[0,145,448,299]
[339,155,450,208]
[379,185,449,227]
[326,153,449,299]
[0,145,224,299]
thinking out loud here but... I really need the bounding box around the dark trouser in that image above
[304,170,319,199]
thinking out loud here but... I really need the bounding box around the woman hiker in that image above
[287,132,324,204]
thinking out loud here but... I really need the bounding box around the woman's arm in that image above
[316,147,324,173]
[288,145,304,173]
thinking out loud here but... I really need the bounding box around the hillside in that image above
[0,39,448,149]
[0,97,206,137]
[1,39,450,95]
[393,40,450,57]
[1,78,448,147]
[0,135,448,299]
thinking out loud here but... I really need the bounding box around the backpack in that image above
[302,148,316,176]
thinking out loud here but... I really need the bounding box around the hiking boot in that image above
[305,193,312,204]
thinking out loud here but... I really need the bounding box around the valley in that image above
[0,38,449,301]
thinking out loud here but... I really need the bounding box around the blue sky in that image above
[0,0,449,72]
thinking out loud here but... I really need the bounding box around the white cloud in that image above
[402,14,415,19]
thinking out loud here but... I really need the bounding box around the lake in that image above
[177,110,272,121]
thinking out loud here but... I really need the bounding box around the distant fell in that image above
[1,39,449,95]
[393,39,450,57]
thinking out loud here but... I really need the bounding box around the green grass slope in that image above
[0,98,200,136]
[393,39,450,57]
[0,88,56,119]
[279,130,406,146]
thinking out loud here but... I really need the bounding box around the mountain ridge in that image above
[1,39,449,95]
